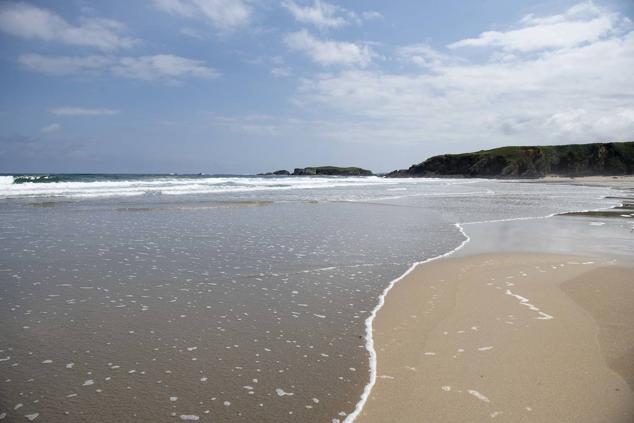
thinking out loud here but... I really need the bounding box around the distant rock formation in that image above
[258,170,291,176]
[386,142,634,178]
[260,166,373,176]
[292,166,373,176]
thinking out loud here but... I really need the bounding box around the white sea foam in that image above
[505,289,553,320]
[342,222,471,423]
[0,175,398,200]
[275,388,294,397]
[0,174,509,201]
[467,389,490,403]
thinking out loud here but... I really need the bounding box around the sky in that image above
[0,0,633,174]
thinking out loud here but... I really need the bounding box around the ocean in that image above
[0,174,621,422]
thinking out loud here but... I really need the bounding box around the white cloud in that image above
[40,123,61,133]
[284,30,374,67]
[396,44,456,69]
[18,54,111,76]
[282,0,347,29]
[49,107,119,116]
[449,1,623,52]
[282,0,381,29]
[111,55,220,81]
[290,4,634,150]
[271,66,292,77]
[0,2,137,50]
[18,53,219,83]
[153,0,251,31]
[361,11,382,21]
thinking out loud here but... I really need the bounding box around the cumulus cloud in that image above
[19,53,219,83]
[0,2,137,50]
[448,1,624,52]
[291,3,634,149]
[153,0,251,31]
[49,107,119,116]
[282,0,381,29]
[284,30,374,67]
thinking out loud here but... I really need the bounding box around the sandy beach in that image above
[358,253,634,422]
[357,178,634,423]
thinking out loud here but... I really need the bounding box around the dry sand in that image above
[358,253,634,423]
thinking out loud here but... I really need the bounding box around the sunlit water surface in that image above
[0,175,621,422]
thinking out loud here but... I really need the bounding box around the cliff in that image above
[386,142,634,178]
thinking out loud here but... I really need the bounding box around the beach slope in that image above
[358,253,634,422]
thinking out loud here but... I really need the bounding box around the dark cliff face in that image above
[387,142,634,178]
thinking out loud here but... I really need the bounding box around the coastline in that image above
[349,177,634,422]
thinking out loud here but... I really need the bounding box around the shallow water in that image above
[0,176,621,422]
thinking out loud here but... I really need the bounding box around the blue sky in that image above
[0,0,633,173]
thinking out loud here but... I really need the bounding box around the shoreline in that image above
[342,223,472,423]
[358,252,634,422]
[346,177,634,422]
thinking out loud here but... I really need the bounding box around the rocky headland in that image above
[386,141,634,178]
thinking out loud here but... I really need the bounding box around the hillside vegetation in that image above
[386,142,634,178]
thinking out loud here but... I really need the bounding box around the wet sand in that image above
[358,253,634,422]
[540,175,634,189]
[355,174,634,422]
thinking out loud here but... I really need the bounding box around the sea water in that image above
[0,175,621,422]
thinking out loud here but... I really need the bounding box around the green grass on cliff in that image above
[396,141,634,178]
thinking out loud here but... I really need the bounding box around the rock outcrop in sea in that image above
[260,166,373,176]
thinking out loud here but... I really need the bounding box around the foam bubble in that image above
[467,389,490,403]
[275,388,294,397]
